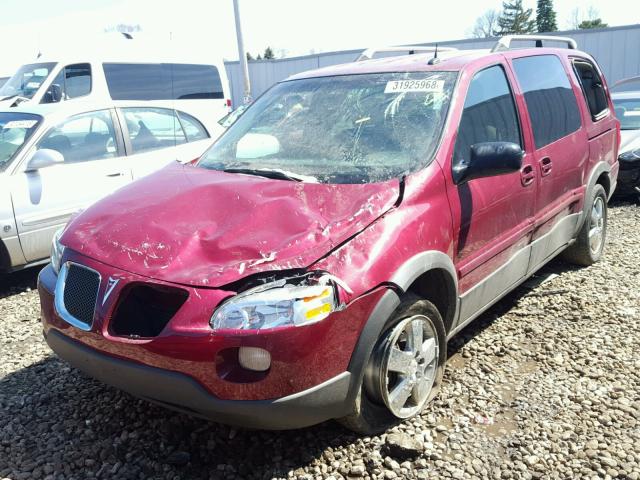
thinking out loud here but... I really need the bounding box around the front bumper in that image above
[38,255,389,429]
[43,327,351,429]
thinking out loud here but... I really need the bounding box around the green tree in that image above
[263,47,275,59]
[536,0,557,32]
[246,52,254,61]
[497,0,536,35]
[256,54,263,60]
[579,18,608,29]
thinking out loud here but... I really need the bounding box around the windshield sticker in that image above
[26,81,40,89]
[3,120,38,129]
[385,79,445,94]
[623,111,640,117]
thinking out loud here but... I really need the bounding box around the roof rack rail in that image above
[491,35,577,52]
[356,46,457,62]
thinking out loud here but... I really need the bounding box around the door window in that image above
[42,63,92,103]
[573,59,609,120]
[177,111,209,142]
[513,55,581,148]
[37,110,118,163]
[122,107,186,154]
[453,65,521,167]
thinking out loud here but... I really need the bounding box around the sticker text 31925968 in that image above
[384,79,445,94]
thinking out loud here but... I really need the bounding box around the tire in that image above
[562,183,608,266]
[338,293,447,435]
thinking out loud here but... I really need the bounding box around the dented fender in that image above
[61,163,401,288]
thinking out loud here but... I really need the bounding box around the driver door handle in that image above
[106,172,125,177]
[521,165,535,187]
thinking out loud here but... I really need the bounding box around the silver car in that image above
[612,76,640,195]
[0,101,213,272]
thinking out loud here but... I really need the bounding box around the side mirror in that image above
[26,149,64,171]
[453,142,523,184]
[42,84,63,104]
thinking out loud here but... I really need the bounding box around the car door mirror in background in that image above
[26,148,64,171]
[453,141,523,184]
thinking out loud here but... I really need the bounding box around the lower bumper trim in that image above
[44,329,352,430]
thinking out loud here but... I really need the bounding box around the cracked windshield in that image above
[199,71,456,183]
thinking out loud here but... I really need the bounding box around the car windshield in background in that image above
[0,63,57,100]
[0,113,41,171]
[198,72,457,183]
[614,98,640,130]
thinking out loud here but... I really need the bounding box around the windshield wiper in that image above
[223,167,318,183]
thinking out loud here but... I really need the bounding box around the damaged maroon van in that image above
[39,36,619,433]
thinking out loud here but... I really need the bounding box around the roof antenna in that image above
[428,43,440,65]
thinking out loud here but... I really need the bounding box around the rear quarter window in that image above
[103,63,223,101]
[171,64,223,99]
[513,55,582,148]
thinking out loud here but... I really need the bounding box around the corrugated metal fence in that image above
[224,24,640,107]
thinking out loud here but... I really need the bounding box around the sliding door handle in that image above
[540,157,552,177]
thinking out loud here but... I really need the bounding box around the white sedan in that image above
[0,101,213,272]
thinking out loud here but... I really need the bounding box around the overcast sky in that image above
[0,0,637,75]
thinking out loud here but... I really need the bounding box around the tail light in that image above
[226,98,232,109]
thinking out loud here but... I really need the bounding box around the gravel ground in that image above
[0,199,639,480]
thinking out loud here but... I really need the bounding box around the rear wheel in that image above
[562,184,607,266]
[338,294,446,434]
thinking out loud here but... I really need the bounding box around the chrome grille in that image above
[62,264,101,327]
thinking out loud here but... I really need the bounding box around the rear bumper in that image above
[43,328,351,429]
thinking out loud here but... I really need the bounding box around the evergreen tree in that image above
[263,47,275,59]
[246,52,254,61]
[579,18,608,29]
[536,0,557,32]
[497,0,536,35]
[256,54,263,60]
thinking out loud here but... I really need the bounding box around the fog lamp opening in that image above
[238,347,271,372]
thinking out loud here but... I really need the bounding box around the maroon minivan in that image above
[39,37,619,433]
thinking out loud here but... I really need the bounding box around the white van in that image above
[0,41,232,138]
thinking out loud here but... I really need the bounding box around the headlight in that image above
[211,275,337,330]
[50,228,65,275]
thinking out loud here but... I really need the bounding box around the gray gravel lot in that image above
[0,200,639,480]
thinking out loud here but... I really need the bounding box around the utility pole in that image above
[233,0,252,104]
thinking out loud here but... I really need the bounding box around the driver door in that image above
[9,109,131,262]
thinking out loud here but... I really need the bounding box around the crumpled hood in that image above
[620,129,640,153]
[62,163,400,287]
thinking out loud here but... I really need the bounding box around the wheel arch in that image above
[0,239,10,272]
[389,250,459,333]
[344,251,459,410]
[578,162,612,234]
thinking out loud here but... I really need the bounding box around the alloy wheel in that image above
[365,315,439,418]
[589,196,605,254]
